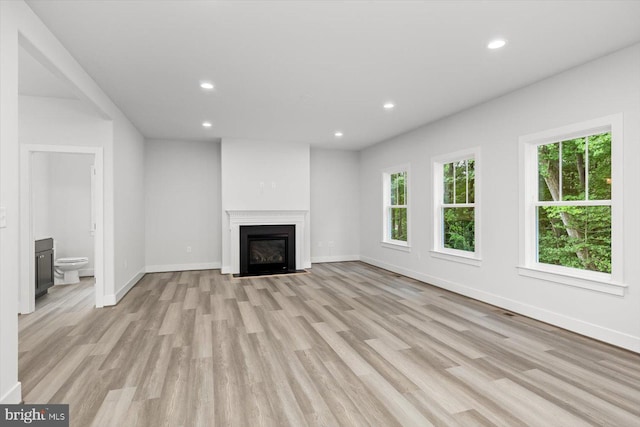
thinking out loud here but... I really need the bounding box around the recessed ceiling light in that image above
[200,81,214,90]
[334,131,343,138]
[383,102,395,110]
[487,39,507,49]
[202,121,212,128]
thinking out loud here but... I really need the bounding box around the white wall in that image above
[147,143,359,270]
[31,152,51,240]
[0,2,21,402]
[1,0,146,403]
[14,41,145,307]
[220,139,311,272]
[49,153,94,274]
[19,96,111,148]
[145,139,221,271]
[221,140,310,211]
[310,148,360,263]
[359,44,640,352]
[32,152,95,275]
[20,96,108,283]
[113,117,145,299]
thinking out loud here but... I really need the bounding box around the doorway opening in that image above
[20,145,105,313]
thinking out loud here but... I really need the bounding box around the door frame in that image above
[19,144,104,313]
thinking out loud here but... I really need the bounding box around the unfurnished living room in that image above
[1,1,640,426]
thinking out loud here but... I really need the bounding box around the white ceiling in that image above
[25,0,640,150]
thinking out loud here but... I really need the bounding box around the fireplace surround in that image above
[224,210,310,275]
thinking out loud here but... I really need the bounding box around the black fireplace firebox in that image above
[239,225,296,276]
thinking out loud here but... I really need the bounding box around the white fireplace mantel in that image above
[223,210,310,274]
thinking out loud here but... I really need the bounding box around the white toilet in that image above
[54,257,89,285]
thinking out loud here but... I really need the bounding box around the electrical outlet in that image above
[124,259,128,268]
[187,246,192,253]
[318,242,323,247]
[328,241,335,248]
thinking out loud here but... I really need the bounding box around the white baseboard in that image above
[145,262,221,274]
[117,269,146,301]
[0,382,21,404]
[360,256,640,353]
[103,268,146,306]
[311,255,360,264]
[79,268,94,277]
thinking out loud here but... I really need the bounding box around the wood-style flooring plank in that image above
[18,264,640,427]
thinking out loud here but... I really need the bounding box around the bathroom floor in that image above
[32,277,95,312]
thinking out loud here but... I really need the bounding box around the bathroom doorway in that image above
[19,145,105,313]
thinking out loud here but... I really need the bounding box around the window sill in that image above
[430,250,481,267]
[381,241,411,252]
[517,265,627,296]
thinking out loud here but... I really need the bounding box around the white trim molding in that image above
[224,210,310,274]
[79,268,95,277]
[381,163,411,248]
[518,114,625,295]
[517,266,626,296]
[0,382,22,404]
[145,262,221,274]
[114,268,146,304]
[381,241,411,252]
[311,255,360,264]
[430,250,481,267]
[19,144,106,313]
[431,147,481,265]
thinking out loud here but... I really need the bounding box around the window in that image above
[536,133,611,272]
[519,114,625,295]
[382,166,409,248]
[432,148,480,265]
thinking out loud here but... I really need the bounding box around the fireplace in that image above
[225,210,309,275]
[239,225,296,276]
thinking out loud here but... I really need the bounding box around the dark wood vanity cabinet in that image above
[35,238,54,298]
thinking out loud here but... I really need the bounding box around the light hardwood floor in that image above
[19,262,640,426]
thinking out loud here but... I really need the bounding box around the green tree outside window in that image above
[442,159,475,251]
[537,132,611,273]
[389,172,407,242]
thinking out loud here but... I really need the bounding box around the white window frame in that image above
[382,164,411,251]
[432,147,481,266]
[518,114,626,296]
